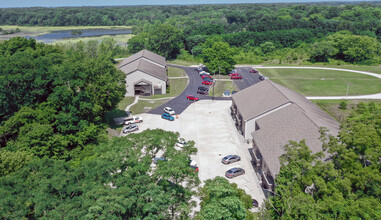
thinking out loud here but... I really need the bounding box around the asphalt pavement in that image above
[149,65,231,115]
[233,67,262,90]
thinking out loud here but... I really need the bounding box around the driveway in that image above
[123,100,266,208]
[149,64,230,115]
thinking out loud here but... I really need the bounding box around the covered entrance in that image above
[134,80,152,96]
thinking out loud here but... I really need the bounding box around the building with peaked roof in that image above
[119,50,167,96]
[231,80,340,191]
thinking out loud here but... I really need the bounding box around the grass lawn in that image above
[259,68,381,96]
[167,59,199,66]
[168,66,186,77]
[213,81,237,97]
[261,64,381,75]
[129,100,167,115]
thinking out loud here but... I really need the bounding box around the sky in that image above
[0,0,379,8]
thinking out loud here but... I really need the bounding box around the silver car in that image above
[221,155,241,164]
[225,167,245,178]
[122,124,139,134]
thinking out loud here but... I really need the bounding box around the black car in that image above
[197,86,209,95]
[252,199,259,208]
[203,77,213,82]
[259,75,265,81]
[194,67,203,72]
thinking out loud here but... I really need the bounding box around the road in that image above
[148,65,231,115]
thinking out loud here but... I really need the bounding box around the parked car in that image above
[187,95,199,101]
[232,91,238,95]
[176,139,187,147]
[221,155,241,164]
[197,86,209,95]
[194,67,203,72]
[225,167,245,178]
[161,113,175,121]
[252,199,259,208]
[259,75,269,81]
[154,157,168,164]
[164,107,175,115]
[123,116,143,125]
[189,160,199,172]
[199,71,210,75]
[201,74,212,79]
[229,69,238,74]
[250,69,259,73]
[122,124,139,134]
[231,75,243,79]
[229,73,239,77]
[202,80,213,85]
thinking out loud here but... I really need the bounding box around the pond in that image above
[28,28,132,43]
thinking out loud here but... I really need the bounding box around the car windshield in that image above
[227,170,234,174]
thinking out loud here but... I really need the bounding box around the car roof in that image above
[229,167,241,171]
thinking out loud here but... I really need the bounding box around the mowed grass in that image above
[129,100,167,115]
[168,66,186,77]
[213,81,237,97]
[259,68,381,96]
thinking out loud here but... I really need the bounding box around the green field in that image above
[259,68,381,96]
[213,81,237,97]
[167,66,186,77]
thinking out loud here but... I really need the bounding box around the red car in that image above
[202,80,213,85]
[231,75,243,79]
[187,95,199,101]
[229,73,239,77]
[250,69,259,73]
[201,74,212,79]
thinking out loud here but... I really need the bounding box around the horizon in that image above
[1,0,379,8]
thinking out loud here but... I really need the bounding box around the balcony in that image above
[261,173,274,190]
[230,105,237,114]
[252,151,261,166]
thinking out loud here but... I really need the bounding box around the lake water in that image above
[28,29,132,43]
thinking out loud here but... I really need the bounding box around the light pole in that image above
[218,66,221,80]
[212,70,215,101]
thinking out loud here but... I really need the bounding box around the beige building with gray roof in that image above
[231,80,339,191]
[119,50,167,96]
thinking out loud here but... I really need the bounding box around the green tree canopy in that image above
[201,38,236,74]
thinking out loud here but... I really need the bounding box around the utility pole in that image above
[346,83,350,99]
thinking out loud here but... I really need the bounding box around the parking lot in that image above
[122,100,266,207]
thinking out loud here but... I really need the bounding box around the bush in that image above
[339,100,348,110]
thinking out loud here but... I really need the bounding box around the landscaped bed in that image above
[259,68,381,96]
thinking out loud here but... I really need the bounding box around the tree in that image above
[309,40,338,62]
[201,38,236,74]
[0,129,200,219]
[197,176,254,220]
[128,23,184,59]
[267,102,381,219]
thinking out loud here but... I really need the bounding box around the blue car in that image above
[162,113,174,121]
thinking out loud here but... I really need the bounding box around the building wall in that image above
[125,70,166,96]
[244,118,257,140]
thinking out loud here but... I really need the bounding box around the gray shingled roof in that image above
[119,58,167,81]
[232,80,290,121]
[252,104,324,178]
[232,80,340,134]
[118,49,166,68]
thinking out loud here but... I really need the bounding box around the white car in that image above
[164,107,175,115]
[176,140,187,148]
[199,71,210,75]
[123,116,143,125]
[122,124,139,134]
